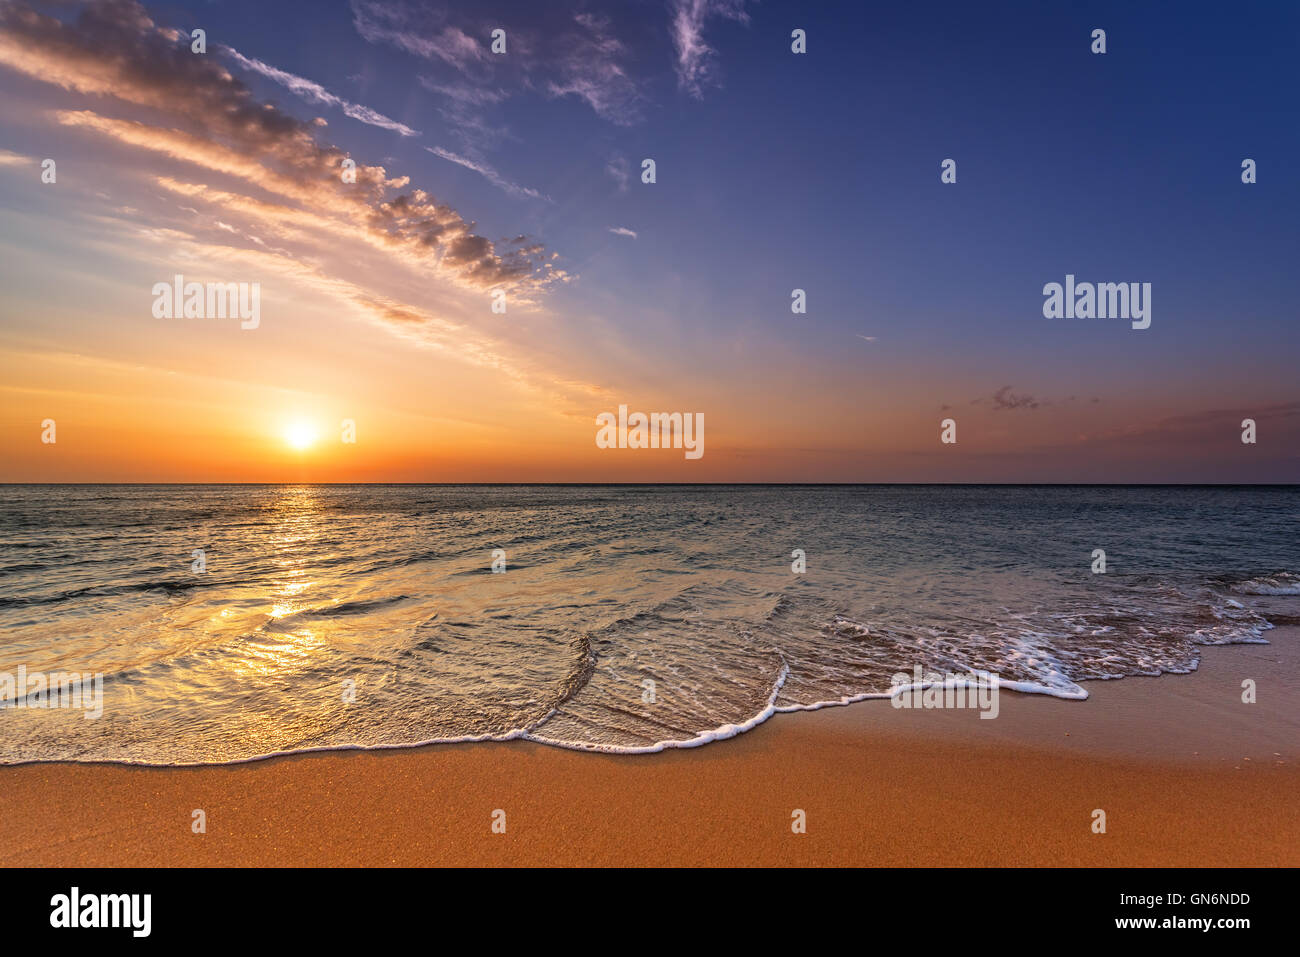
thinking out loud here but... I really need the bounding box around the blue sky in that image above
[185,0,1300,373]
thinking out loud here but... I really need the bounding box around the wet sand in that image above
[1,627,1295,867]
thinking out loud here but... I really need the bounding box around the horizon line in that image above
[2,482,1297,488]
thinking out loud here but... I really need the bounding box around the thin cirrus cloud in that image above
[222,47,420,137]
[425,146,551,202]
[608,227,637,239]
[1063,402,1300,456]
[605,156,630,191]
[349,0,750,157]
[670,0,754,98]
[417,77,514,155]
[354,1,643,127]
[418,78,509,109]
[545,11,642,124]
[350,0,492,75]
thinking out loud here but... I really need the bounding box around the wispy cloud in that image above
[670,0,753,98]
[606,155,630,191]
[0,0,564,300]
[989,386,1040,411]
[960,387,1108,413]
[425,146,550,202]
[1067,402,1300,452]
[223,47,419,136]
[608,226,637,239]
[418,78,507,108]
[418,77,514,155]
[546,12,642,124]
[350,0,491,75]
[1155,401,1300,432]
[357,2,643,128]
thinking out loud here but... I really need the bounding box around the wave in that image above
[1231,572,1300,595]
[1,519,1295,764]
[259,594,415,631]
[527,660,792,753]
[0,577,230,608]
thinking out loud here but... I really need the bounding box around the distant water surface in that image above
[0,485,1295,763]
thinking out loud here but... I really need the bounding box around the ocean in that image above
[0,484,1296,764]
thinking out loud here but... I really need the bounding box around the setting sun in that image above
[283,421,319,451]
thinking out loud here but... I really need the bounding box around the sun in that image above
[283,420,319,451]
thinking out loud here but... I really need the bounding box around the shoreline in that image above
[1,626,1295,867]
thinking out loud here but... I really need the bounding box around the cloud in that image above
[0,148,32,166]
[417,77,514,155]
[958,388,1108,414]
[989,386,1040,411]
[608,227,637,239]
[546,12,642,124]
[359,3,642,127]
[350,0,490,74]
[0,0,555,293]
[670,0,753,98]
[109,218,590,402]
[425,146,550,202]
[418,78,507,108]
[223,47,419,137]
[1155,401,1300,432]
[1064,402,1300,455]
[856,334,877,342]
[606,155,630,191]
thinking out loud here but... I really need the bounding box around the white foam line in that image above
[523,660,793,754]
[774,674,1090,715]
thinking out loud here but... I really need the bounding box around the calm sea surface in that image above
[0,485,1296,763]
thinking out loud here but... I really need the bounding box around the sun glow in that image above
[283,420,319,451]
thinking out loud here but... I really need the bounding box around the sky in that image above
[0,0,1297,482]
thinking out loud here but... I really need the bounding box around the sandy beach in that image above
[1,625,1294,867]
